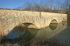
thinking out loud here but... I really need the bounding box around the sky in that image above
[0,0,65,9]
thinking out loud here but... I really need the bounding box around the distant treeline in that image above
[15,1,68,14]
[0,0,70,14]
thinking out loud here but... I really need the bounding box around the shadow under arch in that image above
[1,22,39,43]
[49,19,58,30]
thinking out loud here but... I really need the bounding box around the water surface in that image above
[0,22,70,46]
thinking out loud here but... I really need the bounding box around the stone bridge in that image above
[0,9,67,37]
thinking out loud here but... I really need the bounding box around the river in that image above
[0,22,70,46]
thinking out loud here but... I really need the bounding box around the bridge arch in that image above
[49,19,58,30]
[48,18,58,26]
[4,22,37,39]
[50,19,58,23]
[22,22,36,28]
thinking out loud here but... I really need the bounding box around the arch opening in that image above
[3,23,38,42]
[22,23,34,28]
[49,19,58,30]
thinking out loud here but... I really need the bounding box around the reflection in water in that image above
[0,22,69,46]
[49,23,58,30]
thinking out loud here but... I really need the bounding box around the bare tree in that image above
[16,0,66,13]
[63,0,70,12]
[23,2,51,12]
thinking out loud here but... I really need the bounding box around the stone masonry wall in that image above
[0,9,67,36]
